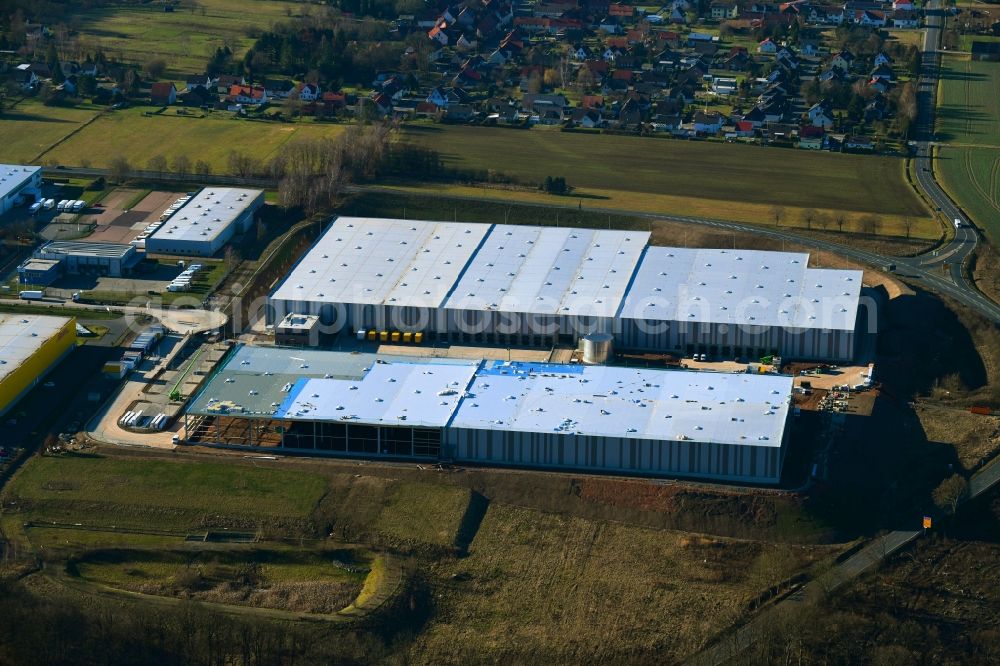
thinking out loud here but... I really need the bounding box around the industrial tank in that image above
[581,332,614,364]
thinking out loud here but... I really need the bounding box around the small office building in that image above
[30,240,141,279]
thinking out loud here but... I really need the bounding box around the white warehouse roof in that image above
[619,247,862,331]
[189,346,792,448]
[451,360,790,446]
[270,217,491,308]
[270,217,862,331]
[444,225,648,317]
[148,187,262,244]
[0,164,40,200]
[0,314,72,386]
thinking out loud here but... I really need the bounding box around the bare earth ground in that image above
[915,404,1000,472]
[409,503,838,664]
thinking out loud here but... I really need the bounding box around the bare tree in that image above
[834,212,847,233]
[171,154,191,176]
[771,206,785,227]
[227,150,260,178]
[195,160,211,176]
[108,155,131,184]
[147,154,168,176]
[859,214,880,236]
[932,473,968,515]
[801,208,817,229]
[901,217,914,239]
[814,212,830,230]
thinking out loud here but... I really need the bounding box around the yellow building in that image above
[0,314,76,418]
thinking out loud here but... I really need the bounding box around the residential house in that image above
[892,10,919,28]
[712,76,739,95]
[445,103,476,121]
[572,44,592,60]
[854,9,886,27]
[12,64,38,90]
[828,50,855,72]
[370,93,394,115]
[873,51,893,68]
[734,120,756,137]
[800,38,820,56]
[758,38,778,53]
[693,110,725,133]
[428,21,449,45]
[798,125,825,149]
[710,1,739,19]
[262,79,293,99]
[892,0,914,10]
[216,75,245,94]
[185,74,214,91]
[844,135,874,151]
[617,97,644,125]
[867,77,891,93]
[864,94,887,122]
[725,47,751,71]
[295,82,321,101]
[150,81,177,105]
[572,108,604,127]
[581,94,605,109]
[870,64,895,82]
[228,84,267,105]
[599,16,621,33]
[807,100,835,128]
[740,106,768,127]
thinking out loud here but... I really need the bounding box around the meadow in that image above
[74,0,303,76]
[0,100,103,164]
[37,109,345,172]
[401,124,929,218]
[935,55,1000,244]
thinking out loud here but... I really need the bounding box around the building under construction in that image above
[185,345,793,484]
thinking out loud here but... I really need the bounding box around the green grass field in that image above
[36,109,345,172]
[75,0,303,76]
[936,55,1000,244]
[4,453,327,530]
[402,125,928,217]
[0,99,103,163]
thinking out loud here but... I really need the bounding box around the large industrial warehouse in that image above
[145,187,264,257]
[268,217,864,362]
[185,345,792,483]
[0,314,76,418]
[0,164,42,216]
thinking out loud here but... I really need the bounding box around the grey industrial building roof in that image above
[0,164,40,200]
[0,314,72,386]
[271,218,862,331]
[188,346,791,448]
[618,247,861,330]
[444,225,648,317]
[149,187,262,245]
[38,240,136,259]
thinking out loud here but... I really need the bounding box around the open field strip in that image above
[0,100,103,163]
[378,182,939,238]
[401,125,929,217]
[34,110,346,170]
[75,0,303,76]
[935,54,1000,244]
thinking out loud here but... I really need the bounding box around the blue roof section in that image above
[187,346,791,447]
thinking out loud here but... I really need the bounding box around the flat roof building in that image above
[0,314,76,419]
[269,217,864,361]
[0,164,42,216]
[32,240,141,278]
[146,187,265,257]
[185,345,793,483]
